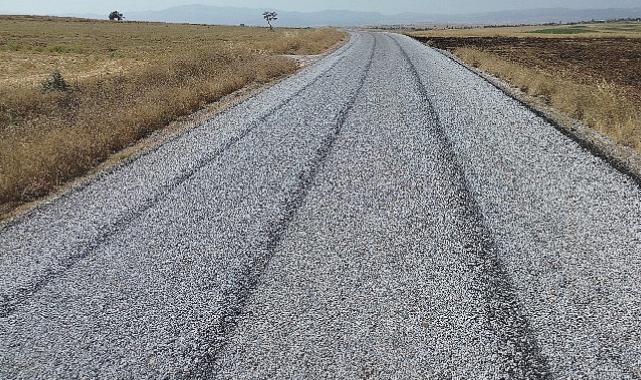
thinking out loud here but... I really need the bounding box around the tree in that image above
[262,11,278,31]
[109,11,124,21]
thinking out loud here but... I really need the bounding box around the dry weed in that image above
[0,17,345,210]
[454,47,641,151]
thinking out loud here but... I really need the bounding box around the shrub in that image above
[41,70,70,92]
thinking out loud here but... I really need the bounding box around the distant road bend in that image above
[1,32,641,379]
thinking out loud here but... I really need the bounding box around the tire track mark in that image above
[0,36,357,320]
[387,33,551,380]
[187,33,380,380]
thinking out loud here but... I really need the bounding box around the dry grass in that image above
[0,16,345,211]
[454,47,641,149]
[408,21,641,155]
[0,16,344,87]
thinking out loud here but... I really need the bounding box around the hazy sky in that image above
[2,0,640,15]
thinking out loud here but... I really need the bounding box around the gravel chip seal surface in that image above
[1,32,641,379]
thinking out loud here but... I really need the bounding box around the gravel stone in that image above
[1,32,640,379]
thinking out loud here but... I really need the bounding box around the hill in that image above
[118,5,641,26]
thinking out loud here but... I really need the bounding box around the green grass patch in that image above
[0,42,22,51]
[529,26,591,35]
[47,44,83,53]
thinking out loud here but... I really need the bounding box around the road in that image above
[1,32,641,379]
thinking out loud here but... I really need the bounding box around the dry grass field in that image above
[409,22,641,152]
[0,16,344,213]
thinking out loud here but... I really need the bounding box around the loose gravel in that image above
[390,33,641,379]
[1,32,640,379]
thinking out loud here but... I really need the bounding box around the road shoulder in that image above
[427,44,641,188]
[0,37,349,226]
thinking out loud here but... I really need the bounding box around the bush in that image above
[41,70,70,92]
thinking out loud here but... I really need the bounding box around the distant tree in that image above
[109,11,124,21]
[262,11,278,31]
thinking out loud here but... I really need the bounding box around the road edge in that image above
[0,34,350,228]
[412,38,641,189]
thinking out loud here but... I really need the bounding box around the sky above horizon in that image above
[1,0,640,16]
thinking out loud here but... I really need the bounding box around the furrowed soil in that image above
[416,36,641,104]
[0,16,345,217]
[409,25,641,154]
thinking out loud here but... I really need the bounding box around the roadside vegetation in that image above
[0,16,344,215]
[451,48,640,148]
[408,21,641,152]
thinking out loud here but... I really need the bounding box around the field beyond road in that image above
[409,22,641,153]
[0,16,344,216]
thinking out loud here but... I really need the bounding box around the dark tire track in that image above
[0,36,355,320]
[2,31,641,380]
[386,33,551,379]
[189,34,379,380]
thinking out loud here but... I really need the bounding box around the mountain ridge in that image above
[63,5,641,26]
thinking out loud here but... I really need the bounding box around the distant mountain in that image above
[124,5,384,26]
[78,5,641,27]
[444,7,641,25]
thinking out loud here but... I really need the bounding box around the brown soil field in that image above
[414,36,641,103]
[409,26,641,155]
[408,22,641,39]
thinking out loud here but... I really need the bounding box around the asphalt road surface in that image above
[1,32,641,379]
